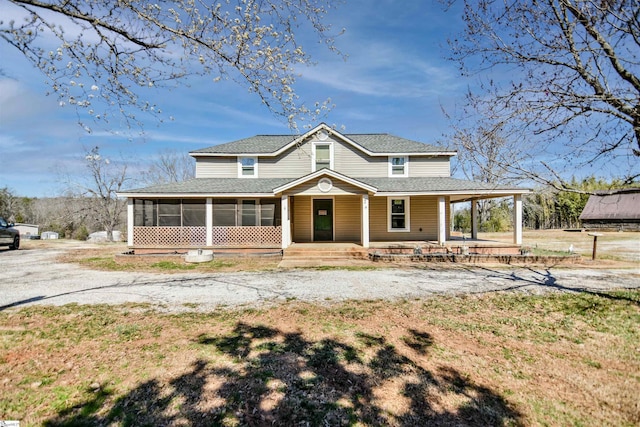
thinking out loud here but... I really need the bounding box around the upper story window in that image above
[238,156,257,178]
[389,156,408,177]
[313,143,333,171]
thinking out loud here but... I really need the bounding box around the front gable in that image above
[273,169,377,196]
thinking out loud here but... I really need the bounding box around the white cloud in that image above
[299,41,460,98]
[0,79,53,124]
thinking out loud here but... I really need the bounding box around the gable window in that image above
[238,156,257,177]
[313,143,332,171]
[389,156,408,177]
[388,197,410,232]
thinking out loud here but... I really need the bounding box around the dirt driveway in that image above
[1,242,638,312]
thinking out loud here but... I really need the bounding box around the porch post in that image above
[206,198,213,246]
[513,194,523,245]
[281,194,290,249]
[361,194,369,248]
[127,198,134,246]
[470,199,478,239]
[437,196,446,245]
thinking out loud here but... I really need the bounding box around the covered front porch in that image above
[121,170,529,252]
[124,194,526,252]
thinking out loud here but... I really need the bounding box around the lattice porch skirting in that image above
[211,226,281,246]
[133,226,207,247]
[133,226,281,247]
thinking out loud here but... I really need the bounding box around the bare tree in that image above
[448,0,640,189]
[76,147,129,241]
[449,121,522,226]
[1,0,342,130]
[143,149,195,185]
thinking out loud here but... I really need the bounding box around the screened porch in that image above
[129,198,282,248]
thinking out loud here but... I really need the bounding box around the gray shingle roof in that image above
[357,177,525,193]
[121,178,292,195]
[120,176,526,196]
[190,133,448,155]
[190,135,294,154]
[348,134,446,153]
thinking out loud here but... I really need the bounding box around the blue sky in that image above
[0,0,470,197]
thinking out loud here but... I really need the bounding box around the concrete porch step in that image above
[282,245,369,260]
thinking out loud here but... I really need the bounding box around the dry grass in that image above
[50,244,282,273]
[1,290,639,426]
[476,229,640,266]
[29,229,639,273]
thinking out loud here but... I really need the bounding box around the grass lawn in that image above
[479,229,640,263]
[1,290,639,426]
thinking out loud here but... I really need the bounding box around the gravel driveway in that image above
[1,246,639,312]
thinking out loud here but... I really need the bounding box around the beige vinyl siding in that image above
[194,136,453,179]
[409,157,451,177]
[334,196,361,242]
[259,141,312,178]
[292,196,312,242]
[369,196,450,241]
[333,139,388,177]
[195,157,237,178]
[369,196,388,240]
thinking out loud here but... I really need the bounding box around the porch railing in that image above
[133,226,281,247]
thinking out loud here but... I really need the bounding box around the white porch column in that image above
[361,194,370,248]
[281,194,290,249]
[437,196,446,245]
[127,198,134,246]
[471,199,478,239]
[513,194,523,245]
[206,198,213,246]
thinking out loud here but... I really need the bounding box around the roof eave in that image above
[374,189,531,197]
[117,192,275,198]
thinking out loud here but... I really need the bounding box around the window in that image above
[238,157,257,177]
[388,197,410,232]
[260,199,280,226]
[182,200,206,226]
[389,156,408,177]
[158,199,181,226]
[212,198,281,227]
[134,199,157,226]
[135,199,205,227]
[313,143,332,171]
[213,199,237,226]
[240,200,257,226]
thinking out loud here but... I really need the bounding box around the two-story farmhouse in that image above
[119,123,529,252]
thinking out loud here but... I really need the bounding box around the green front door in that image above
[313,199,333,241]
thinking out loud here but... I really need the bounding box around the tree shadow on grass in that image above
[45,322,523,426]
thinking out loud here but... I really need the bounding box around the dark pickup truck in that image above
[0,217,20,250]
